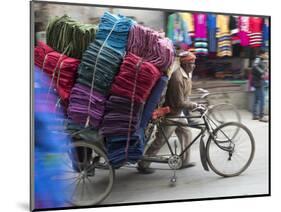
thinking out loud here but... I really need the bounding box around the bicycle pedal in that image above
[170,176,177,183]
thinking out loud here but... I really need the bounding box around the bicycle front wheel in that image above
[208,103,241,126]
[206,122,255,177]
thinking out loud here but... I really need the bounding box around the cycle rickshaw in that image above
[54,103,255,206]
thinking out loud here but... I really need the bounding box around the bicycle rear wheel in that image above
[51,141,115,206]
[206,122,255,177]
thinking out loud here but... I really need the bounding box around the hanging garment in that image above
[180,12,195,37]
[167,13,192,46]
[194,13,208,56]
[95,11,135,54]
[100,95,144,136]
[46,15,98,59]
[249,17,263,48]
[229,16,241,56]
[110,53,161,104]
[139,76,169,129]
[180,12,195,53]
[239,16,250,46]
[179,12,195,51]
[76,40,123,95]
[229,16,240,45]
[34,41,80,103]
[207,14,217,53]
[262,18,269,49]
[67,83,106,128]
[127,24,174,72]
[216,15,232,57]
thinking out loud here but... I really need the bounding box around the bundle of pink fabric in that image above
[127,24,174,72]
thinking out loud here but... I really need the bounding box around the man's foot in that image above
[259,116,268,122]
[180,162,196,169]
[137,165,155,174]
[252,116,259,120]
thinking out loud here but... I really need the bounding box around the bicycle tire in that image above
[52,141,115,206]
[208,103,241,126]
[206,122,255,177]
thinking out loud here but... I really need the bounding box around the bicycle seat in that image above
[152,106,171,120]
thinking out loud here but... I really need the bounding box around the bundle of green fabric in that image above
[46,15,98,59]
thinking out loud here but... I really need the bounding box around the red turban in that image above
[179,51,196,63]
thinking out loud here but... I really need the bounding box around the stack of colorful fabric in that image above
[66,11,134,128]
[76,40,123,95]
[127,24,174,72]
[101,95,144,136]
[105,132,145,168]
[102,53,162,167]
[67,83,106,128]
[46,15,98,59]
[95,12,135,54]
[110,53,162,103]
[34,41,80,102]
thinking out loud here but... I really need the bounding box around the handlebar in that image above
[196,88,209,93]
[191,88,210,99]
[191,104,208,116]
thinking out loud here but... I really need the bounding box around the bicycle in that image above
[189,88,241,125]
[53,105,255,206]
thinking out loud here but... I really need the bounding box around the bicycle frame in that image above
[142,110,235,164]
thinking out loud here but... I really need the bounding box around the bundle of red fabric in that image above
[34,41,80,103]
[110,53,161,104]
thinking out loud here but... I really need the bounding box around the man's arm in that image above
[169,76,197,110]
[252,58,265,74]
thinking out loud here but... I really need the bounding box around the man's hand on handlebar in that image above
[192,104,207,113]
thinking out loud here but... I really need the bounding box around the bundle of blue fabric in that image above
[105,129,145,168]
[139,76,169,129]
[76,40,123,95]
[96,11,135,54]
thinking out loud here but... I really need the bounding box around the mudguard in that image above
[199,138,209,171]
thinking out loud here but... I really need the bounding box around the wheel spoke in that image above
[207,123,254,177]
[60,141,114,206]
[70,176,83,202]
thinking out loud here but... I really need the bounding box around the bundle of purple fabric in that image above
[127,24,175,72]
[101,95,144,136]
[67,83,106,128]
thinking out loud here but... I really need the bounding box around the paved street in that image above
[102,110,269,205]
[34,110,269,208]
